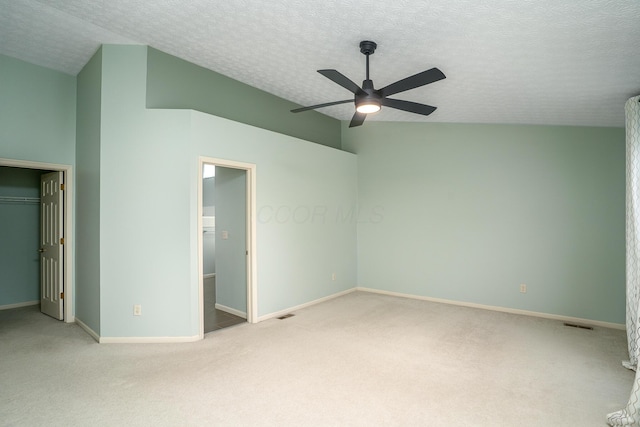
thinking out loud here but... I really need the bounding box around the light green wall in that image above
[342,122,626,324]
[202,176,215,275]
[203,177,215,215]
[75,48,103,333]
[0,54,76,165]
[0,53,76,316]
[99,45,193,337]
[2,45,625,336]
[191,111,358,316]
[94,45,357,338]
[0,167,42,307]
[146,47,342,149]
[214,167,247,313]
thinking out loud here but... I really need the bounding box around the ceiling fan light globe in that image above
[356,103,381,114]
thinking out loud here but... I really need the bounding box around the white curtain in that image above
[608,95,640,426]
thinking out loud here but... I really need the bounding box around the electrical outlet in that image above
[520,284,527,293]
[331,273,336,281]
[133,304,142,316]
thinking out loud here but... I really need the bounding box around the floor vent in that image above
[277,313,295,320]
[564,322,594,330]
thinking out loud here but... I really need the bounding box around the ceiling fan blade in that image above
[379,68,446,97]
[381,98,437,116]
[291,99,353,113]
[349,112,367,128]
[318,70,365,95]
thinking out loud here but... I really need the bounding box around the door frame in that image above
[197,156,257,337]
[0,157,74,323]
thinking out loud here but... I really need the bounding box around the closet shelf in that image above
[0,196,40,205]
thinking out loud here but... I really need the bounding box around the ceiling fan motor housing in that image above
[356,79,382,110]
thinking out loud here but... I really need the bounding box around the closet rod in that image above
[0,196,40,205]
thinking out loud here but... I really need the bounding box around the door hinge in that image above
[60,237,64,245]
[60,292,64,300]
[60,183,65,191]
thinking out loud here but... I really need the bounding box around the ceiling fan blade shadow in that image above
[379,68,446,98]
[349,111,367,128]
[381,98,437,116]
[318,70,365,95]
[291,99,353,113]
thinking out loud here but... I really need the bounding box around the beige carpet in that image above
[0,291,633,426]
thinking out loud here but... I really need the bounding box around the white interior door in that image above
[40,171,64,320]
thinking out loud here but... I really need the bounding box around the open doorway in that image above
[0,158,74,323]
[198,157,256,336]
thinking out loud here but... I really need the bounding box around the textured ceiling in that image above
[1,0,639,127]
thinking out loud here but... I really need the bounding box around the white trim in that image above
[74,318,100,343]
[75,317,202,344]
[99,335,201,344]
[215,303,247,319]
[197,162,205,340]
[257,288,356,322]
[0,300,39,311]
[0,158,74,324]
[198,157,258,340]
[0,158,68,171]
[356,287,626,330]
[203,273,216,279]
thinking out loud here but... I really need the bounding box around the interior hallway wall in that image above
[202,176,216,276]
[214,167,247,314]
[90,45,357,339]
[191,110,358,318]
[97,45,193,338]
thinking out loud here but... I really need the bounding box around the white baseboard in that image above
[0,300,39,311]
[99,335,201,344]
[356,287,626,330]
[215,303,247,319]
[74,317,100,343]
[76,317,202,343]
[257,288,357,322]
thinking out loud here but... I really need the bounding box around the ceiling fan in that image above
[291,40,446,128]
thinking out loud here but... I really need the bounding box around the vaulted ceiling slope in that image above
[1,0,639,128]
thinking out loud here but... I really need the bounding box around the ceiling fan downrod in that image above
[360,40,377,81]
